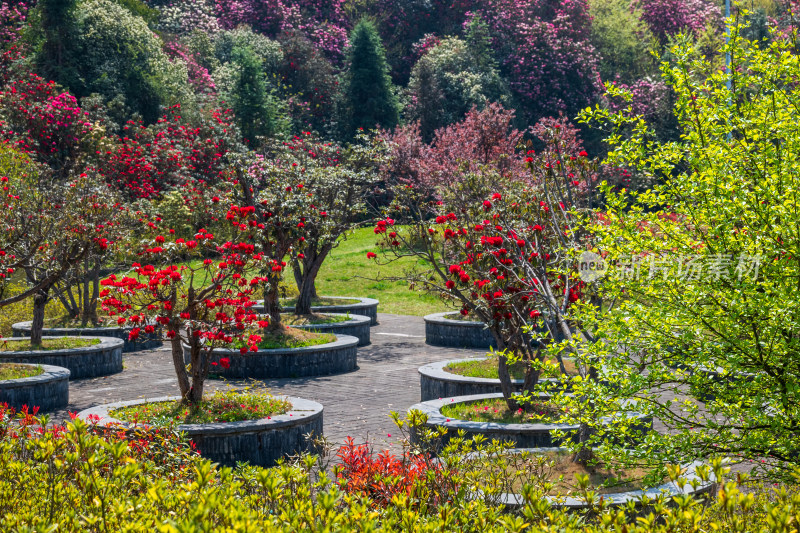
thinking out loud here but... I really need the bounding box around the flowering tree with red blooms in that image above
[0,147,128,346]
[99,105,239,201]
[228,149,311,331]
[284,132,387,315]
[373,122,615,462]
[0,73,98,179]
[99,215,268,404]
[381,103,528,194]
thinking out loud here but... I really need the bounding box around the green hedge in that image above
[0,407,798,532]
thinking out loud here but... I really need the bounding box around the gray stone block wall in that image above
[184,335,359,379]
[424,312,496,349]
[255,297,380,326]
[409,393,652,451]
[0,364,69,412]
[79,396,324,467]
[419,358,561,401]
[0,336,123,379]
[290,314,371,346]
[12,321,162,353]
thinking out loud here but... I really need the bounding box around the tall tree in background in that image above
[230,45,284,144]
[36,0,80,88]
[344,19,399,136]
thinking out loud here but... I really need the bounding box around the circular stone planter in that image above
[424,312,496,349]
[470,448,716,510]
[183,334,359,379]
[409,393,652,450]
[78,396,323,467]
[0,363,69,411]
[12,321,161,353]
[256,297,380,326]
[419,358,565,402]
[288,313,371,346]
[0,336,123,379]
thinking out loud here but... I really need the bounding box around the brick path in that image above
[55,313,486,450]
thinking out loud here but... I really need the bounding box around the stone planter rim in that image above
[459,447,715,508]
[410,393,646,433]
[287,313,370,330]
[78,395,323,436]
[421,357,563,387]
[260,296,379,309]
[13,320,137,334]
[184,334,358,356]
[0,336,124,358]
[0,363,70,388]
[424,311,484,327]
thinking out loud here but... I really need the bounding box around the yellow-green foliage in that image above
[1,408,799,531]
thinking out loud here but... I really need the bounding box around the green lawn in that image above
[114,227,447,317]
[306,227,444,316]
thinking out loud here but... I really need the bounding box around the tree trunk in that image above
[170,333,192,400]
[572,423,594,465]
[31,289,49,347]
[263,283,282,332]
[188,339,205,404]
[295,256,326,315]
[495,336,518,411]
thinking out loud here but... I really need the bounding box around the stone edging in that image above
[423,312,496,349]
[463,448,716,509]
[289,313,371,346]
[419,358,563,402]
[0,363,69,411]
[0,336,124,379]
[256,297,380,326]
[12,321,162,353]
[183,334,359,379]
[78,395,323,467]
[409,393,652,449]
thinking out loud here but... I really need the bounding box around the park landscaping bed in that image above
[79,394,323,467]
[410,393,652,450]
[0,363,69,411]
[419,357,575,401]
[12,319,161,353]
[0,336,123,379]
[283,312,371,346]
[186,328,359,379]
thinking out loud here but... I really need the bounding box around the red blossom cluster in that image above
[335,436,439,509]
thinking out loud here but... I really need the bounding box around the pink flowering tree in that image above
[100,212,268,404]
[381,104,528,194]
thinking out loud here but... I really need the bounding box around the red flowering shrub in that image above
[374,121,599,409]
[335,437,436,509]
[99,104,238,200]
[100,208,268,403]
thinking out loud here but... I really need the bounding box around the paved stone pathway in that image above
[55,313,486,450]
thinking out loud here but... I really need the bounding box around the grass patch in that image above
[0,337,101,351]
[110,389,291,425]
[0,363,43,380]
[440,397,565,424]
[280,297,358,308]
[300,227,443,316]
[254,327,336,349]
[445,357,578,380]
[485,450,659,494]
[281,313,351,326]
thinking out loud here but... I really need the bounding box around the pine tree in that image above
[36,0,81,89]
[345,19,399,135]
[231,45,283,144]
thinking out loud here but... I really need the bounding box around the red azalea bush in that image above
[100,208,268,403]
[373,121,599,409]
[335,437,436,509]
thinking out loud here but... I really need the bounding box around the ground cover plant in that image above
[0,363,41,380]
